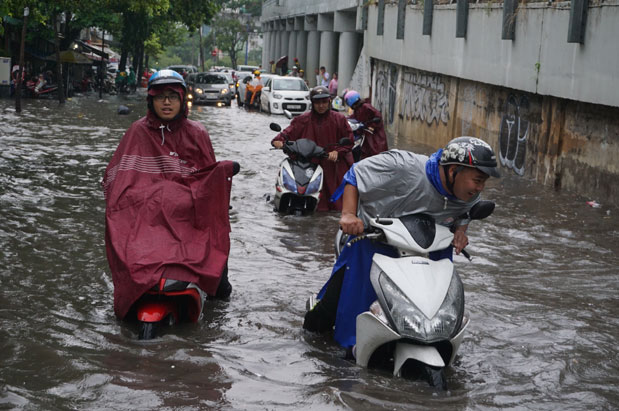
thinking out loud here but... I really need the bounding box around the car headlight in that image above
[305,174,321,194]
[221,88,228,94]
[377,268,463,343]
[273,93,283,99]
[281,168,297,193]
[196,88,203,94]
[305,95,310,100]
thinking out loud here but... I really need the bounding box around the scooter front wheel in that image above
[138,321,158,340]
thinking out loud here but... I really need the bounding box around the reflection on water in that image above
[1,95,618,410]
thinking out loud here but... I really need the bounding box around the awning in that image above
[75,40,109,60]
[59,50,93,64]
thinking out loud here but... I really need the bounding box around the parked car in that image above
[166,65,198,78]
[186,72,233,106]
[237,65,259,73]
[260,76,310,115]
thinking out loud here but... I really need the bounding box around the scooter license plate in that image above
[287,105,301,110]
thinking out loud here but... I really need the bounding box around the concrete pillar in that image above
[306,30,321,87]
[319,31,339,84]
[262,31,270,69]
[337,32,361,95]
[269,29,277,67]
[295,31,308,74]
[288,31,297,69]
[279,30,289,61]
[274,30,282,64]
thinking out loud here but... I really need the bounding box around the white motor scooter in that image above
[269,122,351,216]
[328,201,495,387]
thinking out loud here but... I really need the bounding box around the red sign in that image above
[211,50,217,57]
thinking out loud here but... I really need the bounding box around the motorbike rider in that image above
[102,69,234,320]
[245,69,263,106]
[303,137,501,348]
[344,90,389,159]
[271,85,354,211]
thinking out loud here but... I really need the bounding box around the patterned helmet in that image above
[148,69,186,92]
[440,136,500,178]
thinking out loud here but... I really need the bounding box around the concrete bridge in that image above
[262,0,619,204]
[261,0,363,90]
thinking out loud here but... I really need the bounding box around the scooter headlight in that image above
[378,270,464,343]
[281,168,297,193]
[305,173,322,194]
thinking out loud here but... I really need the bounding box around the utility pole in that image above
[15,7,28,113]
[244,22,250,66]
[53,12,65,104]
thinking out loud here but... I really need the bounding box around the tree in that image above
[210,14,247,69]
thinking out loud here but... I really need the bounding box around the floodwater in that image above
[1,93,618,410]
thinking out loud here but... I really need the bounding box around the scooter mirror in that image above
[338,138,352,146]
[468,200,495,220]
[283,109,293,119]
[270,123,282,132]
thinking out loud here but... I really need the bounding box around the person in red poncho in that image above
[271,86,354,211]
[344,90,389,160]
[102,69,235,319]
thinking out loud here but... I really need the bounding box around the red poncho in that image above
[271,110,353,211]
[103,110,234,319]
[350,100,389,159]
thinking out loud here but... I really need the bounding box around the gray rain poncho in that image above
[354,149,479,227]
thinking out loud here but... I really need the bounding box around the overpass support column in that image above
[280,30,289,63]
[295,31,308,74]
[262,29,270,69]
[319,31,339,82]
[306,30,320,87]
[288,31,297,69]
[337,32,361,94]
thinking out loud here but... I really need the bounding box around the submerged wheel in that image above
[138,322,158,340]
[423,365,448,390]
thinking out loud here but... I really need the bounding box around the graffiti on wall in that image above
[399,69,450,126]
[375,63,398,125]
[499,94,529,176]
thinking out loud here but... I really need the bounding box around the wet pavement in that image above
[1,92,618,410]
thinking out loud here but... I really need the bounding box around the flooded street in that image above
[1,93,618,410]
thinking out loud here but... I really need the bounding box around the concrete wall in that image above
[262,1,619,204]
[371,60,619,204]
[366,2,619,109]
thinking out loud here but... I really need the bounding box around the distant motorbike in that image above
[245,84,263,109]
[270,122,351,215]
[322,201,495,388]
[347,116,381,162]
[25,76,58,98]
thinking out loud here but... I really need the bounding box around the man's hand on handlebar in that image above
[452,228,469,255]
[340,212,364,236]
[328,150,338,162]
[272,141,284,149]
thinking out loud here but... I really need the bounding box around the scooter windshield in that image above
[398,214,436,249]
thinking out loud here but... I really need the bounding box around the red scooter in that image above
[25,75,58,98]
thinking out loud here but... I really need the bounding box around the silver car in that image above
[188,72,233,106]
